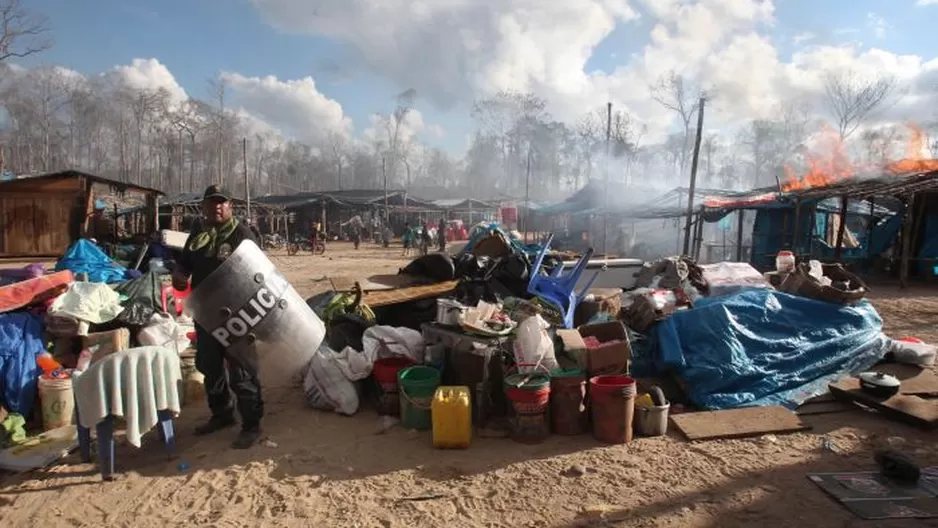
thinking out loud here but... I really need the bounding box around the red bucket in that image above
[589,375,636,444]
[504,372,551,444]
[373,356,416,416]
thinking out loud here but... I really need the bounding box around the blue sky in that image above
[15,0,938,152]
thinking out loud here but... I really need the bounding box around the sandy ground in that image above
[2,242,938,527]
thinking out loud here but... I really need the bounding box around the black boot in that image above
[194,414,236,436]
[232,426,261,449]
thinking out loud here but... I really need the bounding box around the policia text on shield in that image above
[172,185,264,449]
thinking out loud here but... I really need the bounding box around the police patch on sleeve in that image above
[217,243,233,260]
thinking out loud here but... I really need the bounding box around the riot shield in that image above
[186,239,325,388]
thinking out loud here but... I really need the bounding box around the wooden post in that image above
[82,179,95,238]
[867,197,876,256]
[693,213,705,261]
[791,198,802,256]
[146,193,158,233]
[899,194,915,289]
[834,195,848,261]
[243,138,251,221]
[736,210,745,261]
[681,96,707,255]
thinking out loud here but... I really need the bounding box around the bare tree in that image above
[822,70,897,139]
[471,90,549,192]
[650,71,702,177]
[325,131,348,190]
[0,0,51,62]
[574,111,603,184]
[379,88,416,188]
[860,124,903,165]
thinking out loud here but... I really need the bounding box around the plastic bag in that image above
[512,314,558,373]
[699,262,772,297]
[362,326,424,363]
[891,339,937,367]
[303,345,360,415]
[138,312,192,354]
[116,299,155,326]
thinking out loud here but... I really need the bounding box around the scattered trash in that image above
[376,416,399,435]
[821,437,840,453]
[396,493,448,502]
[261,438,278,448]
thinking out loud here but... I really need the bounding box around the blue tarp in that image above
[0,312,44,416]
[462,223,543,259]
[652,289,888,410]
[55,239,127,283]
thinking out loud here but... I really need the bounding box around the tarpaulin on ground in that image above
[654,289,888,410]
[0,312,44,416]
[55,239,127,283]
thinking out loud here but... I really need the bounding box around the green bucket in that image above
[398,366,441,430]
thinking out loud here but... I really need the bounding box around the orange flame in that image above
[781,122,938,192]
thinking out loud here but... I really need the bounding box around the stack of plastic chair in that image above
[526,234,599,328]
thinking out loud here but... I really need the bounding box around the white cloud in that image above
[427,124,447,139]
[248,0,938,143]
[220,72,352,144]
[105,58,188,103]
[792,32,815,45]
[916,0,938,6]
[866,12,890,40]
[250,0,640,109]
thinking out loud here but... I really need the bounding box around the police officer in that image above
[173,185,264,449]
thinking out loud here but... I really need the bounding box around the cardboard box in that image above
[82,328,131,364]
[578,321,631,376]
[557,329,588,370]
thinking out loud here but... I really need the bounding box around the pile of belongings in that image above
[0,237,198,470]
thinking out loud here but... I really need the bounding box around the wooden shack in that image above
[0,170,162,258]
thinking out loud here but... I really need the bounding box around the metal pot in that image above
[858,372,900,398]
[436,298,467,326]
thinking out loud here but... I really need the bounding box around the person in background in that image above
[343,215,364,250]
[310,220,321,248]
[172,185,264,449]
[372,215,380,242]
[437,218,447,253]
[420,221,431,256]
[401,222,414,257]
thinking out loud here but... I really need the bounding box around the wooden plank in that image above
[331,274,434,292]
[363,280,458,307]
[796,401,854,416]
[0,196,72,257]
[670,406,810,441]
[829,379,938,430]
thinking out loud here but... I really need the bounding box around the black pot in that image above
[858,372,900,398]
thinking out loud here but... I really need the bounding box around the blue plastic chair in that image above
[526,234,599,328]
[76,406,176,481]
